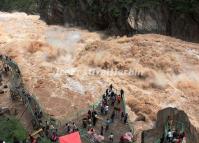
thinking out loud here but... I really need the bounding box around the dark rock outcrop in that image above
[38,0,199,42]
[141,107,199,143]
[128,6,199,42]
[0,0,199,41]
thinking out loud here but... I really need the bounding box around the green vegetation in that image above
[0,0,198,18]
[165,0,199,13]
[0,0,38,14]
[0,116,27,142]
[0,116,56,142]
[72,0,199,17]
[61,0,199,28]
[84,0,136,18]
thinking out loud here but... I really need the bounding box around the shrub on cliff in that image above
[0,116,27,142]
[0,0,38,14]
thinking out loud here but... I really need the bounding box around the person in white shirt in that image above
[109,133,114,142]
[72,122,78,132]
[105,105,109,115]
[167,129,173,142]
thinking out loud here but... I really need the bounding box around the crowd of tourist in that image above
[79,84,134,143]
[157,116,187,143]
[166,129,186,143]
[27,84,131,143]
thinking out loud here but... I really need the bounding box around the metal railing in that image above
[0,55,61,132]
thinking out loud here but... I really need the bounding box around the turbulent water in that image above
[0,12,199,141]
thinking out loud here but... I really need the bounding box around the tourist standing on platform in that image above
[167,129,173,142]
[111,95,116,106]
[105,118,111,132]
[111,111,115,122]
[180,132,186,143]
[102,94,105,99]
[105,105,109,115]
[173,129,178,140]
[92,111,98,126]
[100,102,105,114]
[117,94,121,104]
[88,118,92,128]
[88,110,92,119]
[103,97,108,106]
[124,113,128,124]
[65,123,71,133]
[109,133,114,142]
[44,124,50,137]
[50,132,58,142]
[72,122,78,132]
[120,89,124,98]
[82,118,87,128]
[109,84,113,91]
[121,111,125,121]
[29,135,37,143]
[106,89,109,96]
[111,91,115,98]
[100,125,104,135]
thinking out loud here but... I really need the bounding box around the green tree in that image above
[0,116,27,142]
[0,0,38,14]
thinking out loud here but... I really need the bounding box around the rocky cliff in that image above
[1,0,199,42]
[38,0,199,42]
[128,4,199,42]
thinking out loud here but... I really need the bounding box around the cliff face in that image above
[128,6,199,42]
[142,108,199,143]
[0,0,199,41]
[38,0,199,42]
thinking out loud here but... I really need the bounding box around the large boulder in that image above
[128,6,166,33]
[141,107,199,143]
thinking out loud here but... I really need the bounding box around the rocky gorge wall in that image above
[38,0,199,42]
[128,5,199,42]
